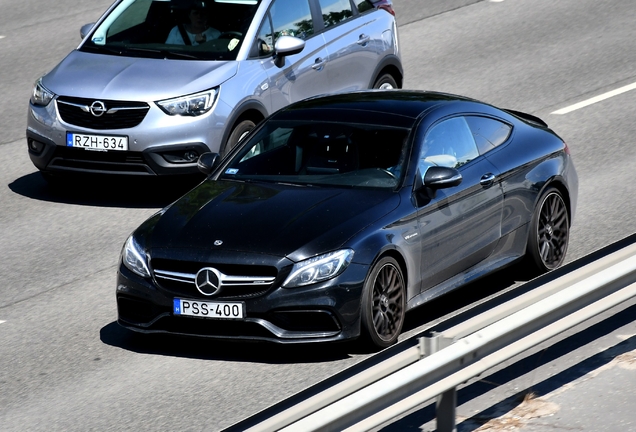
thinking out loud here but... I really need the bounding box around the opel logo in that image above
[89,101,107,117]
[195,267,222,296]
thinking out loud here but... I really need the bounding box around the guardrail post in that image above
[421,333,457,432]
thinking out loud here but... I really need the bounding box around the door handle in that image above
[312,57,326,71]
[480,173,496,187]
[357,34,371,46]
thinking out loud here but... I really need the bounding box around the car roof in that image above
[273,90,481,128]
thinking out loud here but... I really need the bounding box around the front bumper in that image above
[26,96,228,176]
[115,263,367,344]
[27,128,209,176]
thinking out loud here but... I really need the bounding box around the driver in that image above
[166,6,220,46]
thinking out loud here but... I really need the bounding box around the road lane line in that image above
[0,320,5,324]
[552,82,636,115]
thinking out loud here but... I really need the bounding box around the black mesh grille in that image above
[57,96,150,130]
[48,146,153,174]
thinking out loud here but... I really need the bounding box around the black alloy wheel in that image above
[361,256,406,348]
[527,188,569,272]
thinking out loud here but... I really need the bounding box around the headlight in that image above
[121,235,151,278]
[283,249,354,288]
[31,78,55,106]
[156,88,218,116]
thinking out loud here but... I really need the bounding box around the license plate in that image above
[173,298,244,319]
[66,132,128,151]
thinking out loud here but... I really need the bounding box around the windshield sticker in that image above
[225,168,239,175]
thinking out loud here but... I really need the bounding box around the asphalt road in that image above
[1,0,636,430]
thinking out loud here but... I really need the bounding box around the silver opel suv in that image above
[26,0,402,181]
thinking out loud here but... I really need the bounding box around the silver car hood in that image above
[42,50,238,101]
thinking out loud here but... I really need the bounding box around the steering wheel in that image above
[379,168,397,179]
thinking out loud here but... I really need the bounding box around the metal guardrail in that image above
[225,235,636,432]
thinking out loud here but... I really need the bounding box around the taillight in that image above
[379,4,395,15]
[373,0,395,16]
[563,141,571,155]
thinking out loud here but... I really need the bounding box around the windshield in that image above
[220,120,410,189]
[81,0,260,61]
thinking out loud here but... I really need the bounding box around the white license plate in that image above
[173,298,244,319]
[66,132,128,151]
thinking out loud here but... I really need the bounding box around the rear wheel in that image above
[373,73,398,90]
[224,119,256,156]
[526,187,570,273]
[360,256,406,348]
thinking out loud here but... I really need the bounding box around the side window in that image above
[465,116,512,154]
[270,0,314,41]
[318,0,354,29]
[421,117,479,168]
[253,16,274,57]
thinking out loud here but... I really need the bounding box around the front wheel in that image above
[224,119,256,156]
[526,187,570,273]
[360,256,406,349]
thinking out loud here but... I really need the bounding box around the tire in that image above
[526,187,570,273]
[224,119,256,156]
[360,256,406,349]
[372,73,398,90]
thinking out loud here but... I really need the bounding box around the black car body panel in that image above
[116,90,579,345]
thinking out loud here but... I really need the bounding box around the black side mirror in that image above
[424,166,462,188]
[273,36,305,68]
[197,152,221,176]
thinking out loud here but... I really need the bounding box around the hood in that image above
[43,50,237,100]
[146,180,400,261]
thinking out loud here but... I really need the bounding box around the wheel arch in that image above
[220,101,268,153]
[368,55,404,89]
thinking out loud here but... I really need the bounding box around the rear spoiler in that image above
[503,109,548,127]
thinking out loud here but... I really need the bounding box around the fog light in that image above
[162,150,200,164]
[184,151,198,162]
[28,139,45,153]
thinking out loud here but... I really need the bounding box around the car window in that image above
[465,116,512,154]
[221,120,409,189]
[269,0,314,40]
[252,15,274,57]
[318,0,354,29]
[81,0,261,61]
[421,117,480,168]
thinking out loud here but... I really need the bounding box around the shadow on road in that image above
[99,320,354,364]
[8,171,203,208]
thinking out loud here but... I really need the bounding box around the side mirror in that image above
[80,23,95,40]
[274,36,305,68]
[197,152,221,176]
[424,166,462,189]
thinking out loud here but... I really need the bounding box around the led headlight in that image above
[156,88,218,116]
[31,77,55,106]
[283,249,354,288]
[121,235,151,278]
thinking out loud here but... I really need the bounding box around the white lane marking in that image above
[0,36,5,39]
[0,320,5,324]
[552,82,636,115]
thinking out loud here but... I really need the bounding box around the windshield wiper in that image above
[123,47,199,60]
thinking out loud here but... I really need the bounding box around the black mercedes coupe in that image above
[116,90,578,348]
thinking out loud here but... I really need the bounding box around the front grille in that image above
[57,96,150,130]
[151,258,278,300]
[48,146,153,174]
